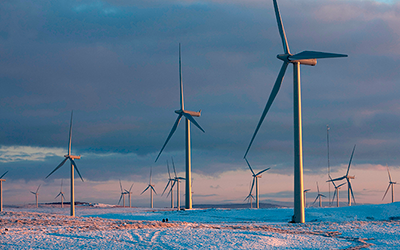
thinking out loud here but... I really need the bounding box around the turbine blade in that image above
[129,183,133,192]
[348,181,356,204]
[388,166,392,183]
[331,176,345,182]
[346,145,356,176]
[289,51,348,60]
[332,190,337,204]
[55,193,61,199]
[272,0,290,54]
[46,158,68,179]
[61,193,65,199]
[244,62,289,158]
[312,196,318,204]
[149,166,152,184]
[167,161,171,179]
[256,168,270,176]
[36,184,41,193]
[0,170,8,179]
[140,185,150,195]
[162,180,171,196]
[250,177,255,195]
[172,157,177,178]
[182,112,205,133]
[30,191,36,195]
[151,186,157,195]
[179,43,184,110]
[244,157,256,176]
[68,111,73,155]
[118,194,123,204]
[337,183,346,188]
[71,159,84,182]
[119,180,123,192]
[382,184,391,201]
[155,114,182,162]
[321,194,326,198]
[317,182,320,194]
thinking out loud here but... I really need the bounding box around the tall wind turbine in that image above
[31,184,41,208]
[124,183,134,208]
[162,160,175,208]
[312,182,326,207]
[46,111,84,217]
[383,166,397,203]
[0,171,8,212]
[243,0,347,223]
[245,157,270,209]
[155,44,205,210]
[118,180,127,207]
[330,145,356,206]
[141,167,157,208]
[55,180,66,208]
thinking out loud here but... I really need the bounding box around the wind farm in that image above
[1,0,400,248]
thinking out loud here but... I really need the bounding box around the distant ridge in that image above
[192,202,285,209]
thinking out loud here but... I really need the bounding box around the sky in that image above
[1,0,400,207]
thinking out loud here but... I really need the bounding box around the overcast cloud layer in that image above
[1,0,400,205]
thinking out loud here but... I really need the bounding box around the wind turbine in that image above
[330,145,356,206]
[312,182,326,207]
[169,158,185,210]
[162,160,175,208]
[328,176,346,207]
[141,167,157,208]
[245,157,270,209]
[46,111,84,217]
[124,183,134,208]
[31,184,41,208]
[155,43,205,210]
[55,180,66,208]
[243,0,347,223]
[118,180,127,207]
[0,171,8,212]
[383,166,397,203]
[303,189,310,208]
[244,193,255,209]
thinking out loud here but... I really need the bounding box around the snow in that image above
[1,203,400,249]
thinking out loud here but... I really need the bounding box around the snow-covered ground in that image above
[1,203,400,249]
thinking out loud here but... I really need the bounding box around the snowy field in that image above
[1,203,400,249]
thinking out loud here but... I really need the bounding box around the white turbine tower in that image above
[312,182,326,207]
[330,145,356,206]
[55,180,66,208]
[155,43,205,210]
[30,184,41,208]
[124,184,134,208]
[46,111,84,217]
[244,0,347,223]
[162,160,175,208]
[383,166,397,203]
[0,171,8,212]
[118,180,127,207]
[245,157,270,209]
[141,167,157,208]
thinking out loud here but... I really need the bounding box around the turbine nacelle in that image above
[277,53,317,66]
[65,155,81,160]
[174,109,201,117]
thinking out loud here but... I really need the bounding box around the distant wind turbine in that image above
[330,145,356,206]
[312,182,326,207]
[155,43,205,210]
[244,193,255,209]
[169,158,185,210]
[162,160,175,208]
[245,157,270,209]
[303,189,310,208]
[328,176,346,207]
[141,167,157,208]
[31,184,41,208]
[46,111,84,217]
[118,180,127,207]
[383,166,397,203]
[55,180,66,208]
[0,171,8,212]
[243,0,347,223]
[124,183,134,208]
